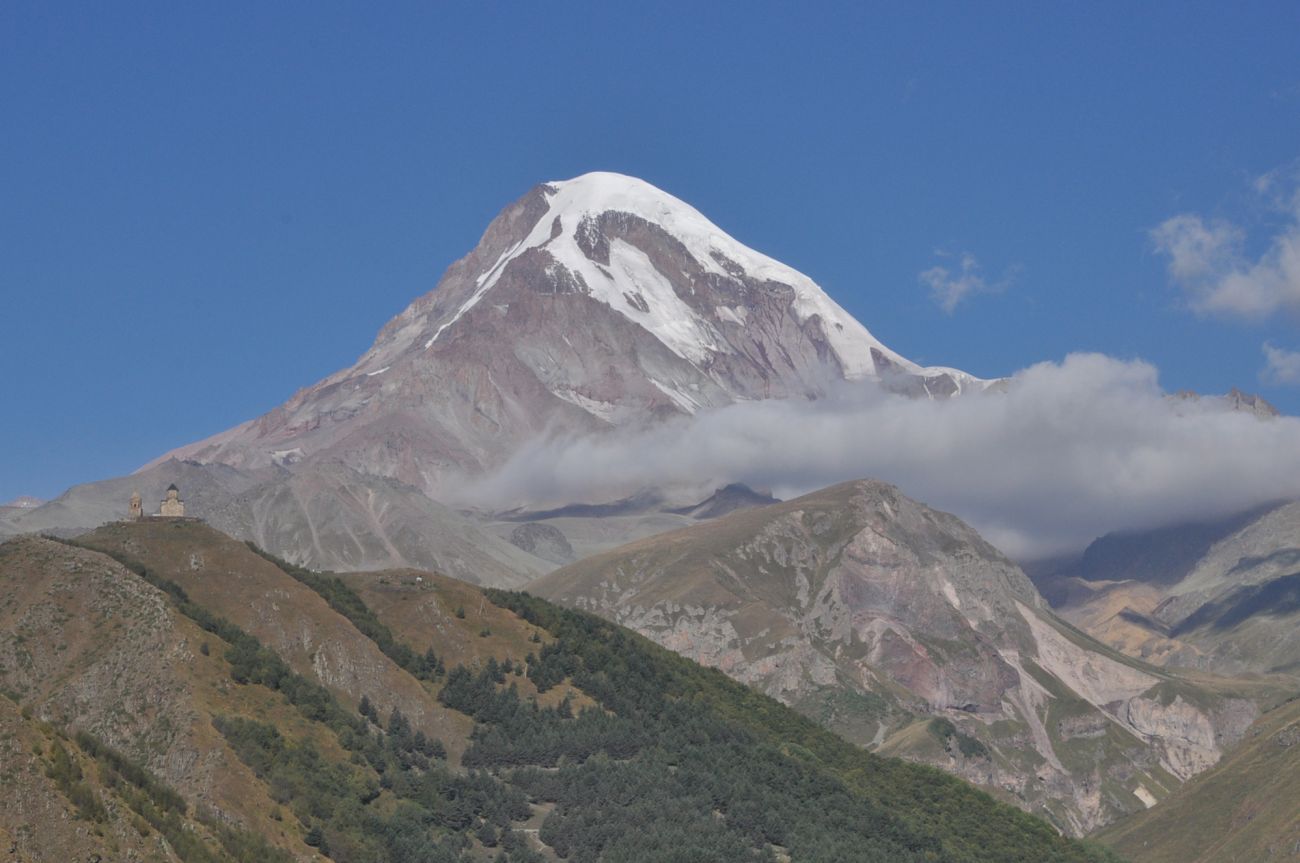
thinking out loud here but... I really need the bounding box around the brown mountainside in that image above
[0,535,319,860]
[0,523,573,861]
[75,520,474,758]
[0,519,1129,863]
[535,479,1279,836]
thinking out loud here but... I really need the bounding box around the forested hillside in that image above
[1,522,1119,862]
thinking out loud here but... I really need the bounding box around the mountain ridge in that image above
[1032,500,1300,677]
[534,478,1275,835]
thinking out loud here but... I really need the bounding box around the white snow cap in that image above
[428,171,982,387]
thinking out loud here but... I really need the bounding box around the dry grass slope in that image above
[1098,695,1300,862]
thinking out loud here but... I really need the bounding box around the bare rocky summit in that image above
[507,522,576,565]
[1170,387,1281,419]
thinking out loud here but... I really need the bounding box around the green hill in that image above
[0,521,1120,862]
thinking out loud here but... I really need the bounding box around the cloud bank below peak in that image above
[456,353,1300,560]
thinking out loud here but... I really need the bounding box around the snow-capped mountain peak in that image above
[149,173,988,491]
[422,171,928,381]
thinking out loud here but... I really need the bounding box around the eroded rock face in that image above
[536,479,1256,836]
[1122,695,1219,779]
[1096,696,1300,863]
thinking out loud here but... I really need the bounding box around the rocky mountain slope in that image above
[1097,695,1300,862]
[0,520,1119,863]
[1032,502,1300,676]
[145,172,987,501]
[0,534,320,861]
[534,479,1277,835]
[1170,386,1281,419]
[0,455,785,587]
[75,520,477,751]
[0,459,551,585]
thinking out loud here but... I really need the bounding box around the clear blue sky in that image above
[3,1,1300,502]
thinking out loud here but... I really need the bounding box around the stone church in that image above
[128,484,185,519]
[159,484,185,517]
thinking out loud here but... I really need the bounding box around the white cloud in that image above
[1263,342,1300,384]
[454,354,1300,560]
[919,252,1010,314]
[1149,214,1242,283]
[1153,177,1300,319]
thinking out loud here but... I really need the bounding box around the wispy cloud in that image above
[919,251,1013,314]
[1263,342,1300,384]
[454,354,1300,560]
[1270,81,1300,103]
[1152,172,1300,320]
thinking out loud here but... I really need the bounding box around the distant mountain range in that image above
[3,172,991,574]
[3,172,1278,575]
[1032,501,1300,677]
